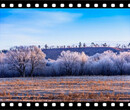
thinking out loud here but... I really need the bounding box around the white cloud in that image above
[0,9,82,49]
[2,9,82,26]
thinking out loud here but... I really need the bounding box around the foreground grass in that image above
[0,76,130,102]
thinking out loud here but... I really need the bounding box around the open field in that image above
[0,76,130,102]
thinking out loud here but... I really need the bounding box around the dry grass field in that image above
[0,76,130,102]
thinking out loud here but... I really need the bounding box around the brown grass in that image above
[0,77,130,102]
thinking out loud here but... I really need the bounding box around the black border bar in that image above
[0,0,130,8]
[0,102,130,109]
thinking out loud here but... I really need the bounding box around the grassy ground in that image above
[0,76,130,102]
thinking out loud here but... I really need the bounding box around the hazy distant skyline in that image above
[0,9,130,50]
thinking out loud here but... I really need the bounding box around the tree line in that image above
[1,42,130,52]
[0,46,130,77]
[42,42,130,49]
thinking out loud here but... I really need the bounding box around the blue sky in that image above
[0,9,130,50]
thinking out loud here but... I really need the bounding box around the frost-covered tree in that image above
[98,57,115,75]
[128,43,130,48]
[54,51,82,75]
[6,46,30,77]
[89,53,102,62]
[79,42,82,48]
[119,52,130,63]
[80,52,88,75]
[124,63,130,75]
[49,50,130,76]
[28,46,46,77]
[0,52,6,77]
[114,55,126,75]
[84,50,119,75]
[6,46,46,77]
[119,52,130,75]
[0,52,4,64]
[83,43,86,47]
[113,52,130,75]
[1,46,130,77]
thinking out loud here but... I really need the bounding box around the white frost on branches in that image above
[0,47,130,77]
